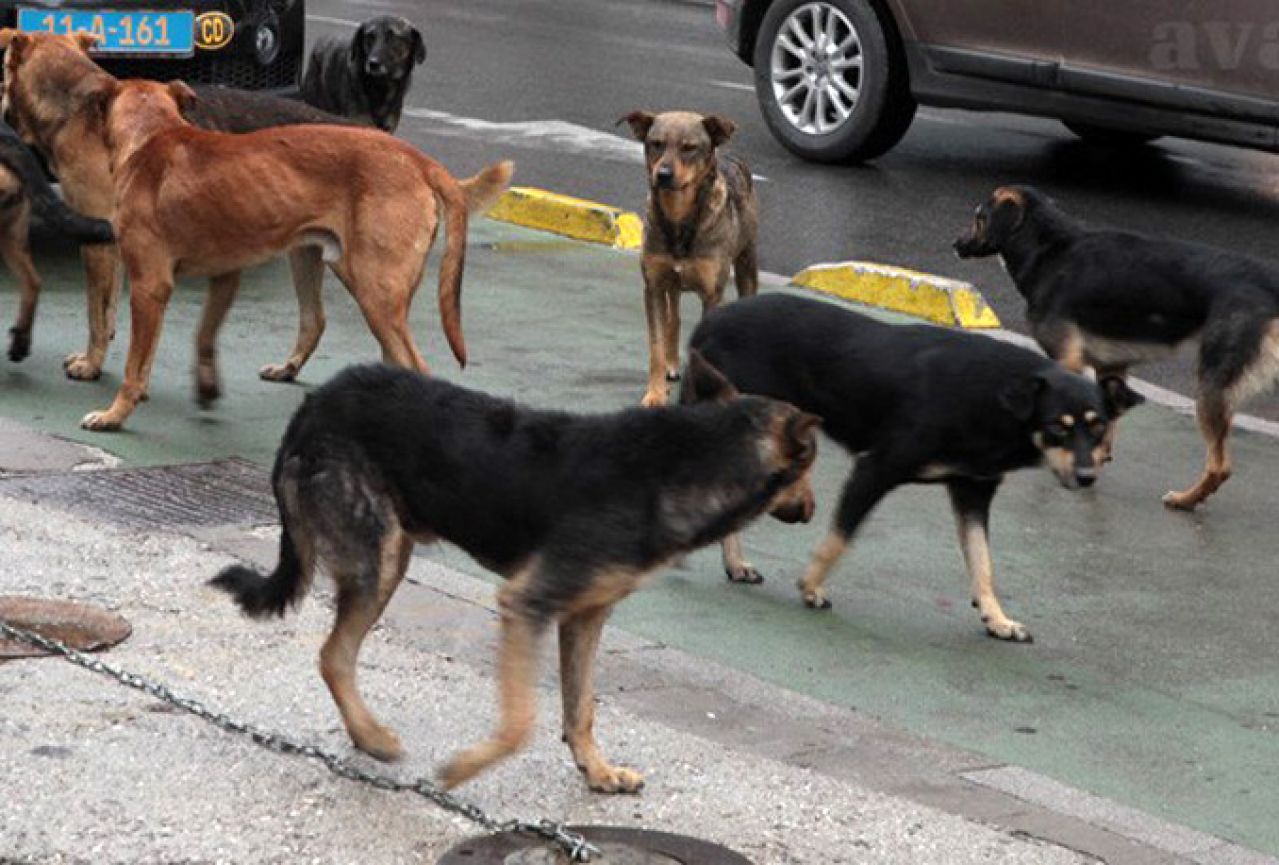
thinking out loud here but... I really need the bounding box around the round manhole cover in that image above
[438,827,752,864]
[0,596,131,660]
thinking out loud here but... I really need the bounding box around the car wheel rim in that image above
[769,2,863,135]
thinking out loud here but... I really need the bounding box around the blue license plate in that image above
[17,8,195,56]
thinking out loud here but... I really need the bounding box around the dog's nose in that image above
[1075,467,1097,488]
[655,165,674,187]
[365,58,386,76]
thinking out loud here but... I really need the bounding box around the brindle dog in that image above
[211,362,818,793]
[621,110,759,407]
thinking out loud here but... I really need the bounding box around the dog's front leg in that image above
[721,533,763,583]
[947,478,1031,642]
[2,200,40,362]
[261,246,326,382]
[559,605,644,794]
[641,264,676,406]
[798,457,895,609]
[81,261,171,432]
[439,592,547,789]
[67,242,121,380]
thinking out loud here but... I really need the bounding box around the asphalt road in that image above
[311,0,1279,419]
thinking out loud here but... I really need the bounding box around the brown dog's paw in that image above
[196,369,221,408]
[259,361,299,383]
[640,389,667,408]
[799,584,832,610]
[1161,490,1201,511]
[583,763,645,795]
[64,353,102,381]
[352,724,404,762]
[80,409,123,432]
[985,617,1033,643]
[8,327,31,362]
[725,564,764,584]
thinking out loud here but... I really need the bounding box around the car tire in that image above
[752,0,915,164]
[1063,121,1161,147]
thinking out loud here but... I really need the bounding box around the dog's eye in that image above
[1087,418,1107,438]
[1043,423,1067,441]
[681,143,698,155]
[645,139,659,152]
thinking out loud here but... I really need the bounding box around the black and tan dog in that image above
[621,110,758,407]
[956,185,1279,510]
[0,118,113,362]
[687,293,1143,642]
[301,15,425,133]
[211,363,817,792]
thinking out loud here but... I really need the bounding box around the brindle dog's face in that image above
[1002,369,1144,489]
[953,186,1031,259]
[0,29,100,145]
[353,15,425,80]
[621,110,736,192]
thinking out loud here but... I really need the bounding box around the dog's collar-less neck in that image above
[1001,208,1075,296]
[685,462,802,551]
[652,166,719,258]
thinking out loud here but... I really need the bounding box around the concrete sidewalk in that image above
[0,471,1091,865]
[2,220,1278,862]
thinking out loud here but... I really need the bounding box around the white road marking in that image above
[402,108,768,180]
[305,13,361,28]
[708,79,755,93]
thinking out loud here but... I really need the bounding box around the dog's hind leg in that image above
[332,258,428,373]
[0,196,40,362]
[1163,393,1234,511]
[439,570,548,788]
[798,456,896,609]
[320,526,414,761]
[194,272,240,407]
[947,478,1030,642]
[260,246,326,382]
[733,243,758,299]
[559,604,644,794]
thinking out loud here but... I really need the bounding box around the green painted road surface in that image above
[2,221,1277,854]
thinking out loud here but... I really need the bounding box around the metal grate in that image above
[98,52,300,90]
[0,458,276,529]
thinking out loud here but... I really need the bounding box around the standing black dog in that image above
[955,185,1279,510]
[301,16,425,133]
[211,363,817,792]
[686,293,1143,643]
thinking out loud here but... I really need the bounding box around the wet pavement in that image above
[1,219,1277,862]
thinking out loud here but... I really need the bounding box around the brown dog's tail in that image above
[459,160,513,215]
[430,165,471,368]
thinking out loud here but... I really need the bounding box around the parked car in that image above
[1,0,304,93]
[717,0,1279,163]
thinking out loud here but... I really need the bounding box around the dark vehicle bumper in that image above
[0,0,303,93]
[715,0,748,62]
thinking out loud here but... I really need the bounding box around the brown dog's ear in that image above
[682,349,738,404]
[0,29,32,54]
[784,410,822,464]
[167,80,197,112]
[702,114,737,148]
[618,110,655,141]
[73,31,102,53]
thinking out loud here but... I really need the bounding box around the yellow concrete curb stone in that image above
[791,261,1001,329]
[488,187,644,250]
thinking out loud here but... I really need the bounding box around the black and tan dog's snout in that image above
[654,162,675,189]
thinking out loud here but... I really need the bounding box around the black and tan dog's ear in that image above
[682,349,738,403]
[350,21,368,65]
[785,410,822,464]
[702,114,737,148]
[999,373,1045,421]
[987,186,1029,243]
[167,80,197,112]
[618,110,655,141]
[1100,376,1145,419]
[411,26,426,64]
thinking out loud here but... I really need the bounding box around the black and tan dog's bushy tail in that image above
[208,524,308,619]
[460,160,513,215]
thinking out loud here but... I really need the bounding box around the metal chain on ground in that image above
[0,619,598,863]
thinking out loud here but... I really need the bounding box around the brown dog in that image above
[621,111,759,407]
[53,72,509,430]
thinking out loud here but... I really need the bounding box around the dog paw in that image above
[64,353,102,381]
[8,327,31,362]
[800,587,832,610]
[352,724,404,762]
[985,618,1033,643]
[725,564,764,584]
[640,390,667,408]
[1161,490,1200,511]
[258,361,298,382]
[583,763,645,795]
[80,410,122,432]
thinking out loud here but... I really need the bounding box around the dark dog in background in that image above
[0,118,112,362]
[301,16,425,133]
[211,363,818,792]
[955,185,1279,511]
[687,293,1143,643]
[621,110,758,407]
